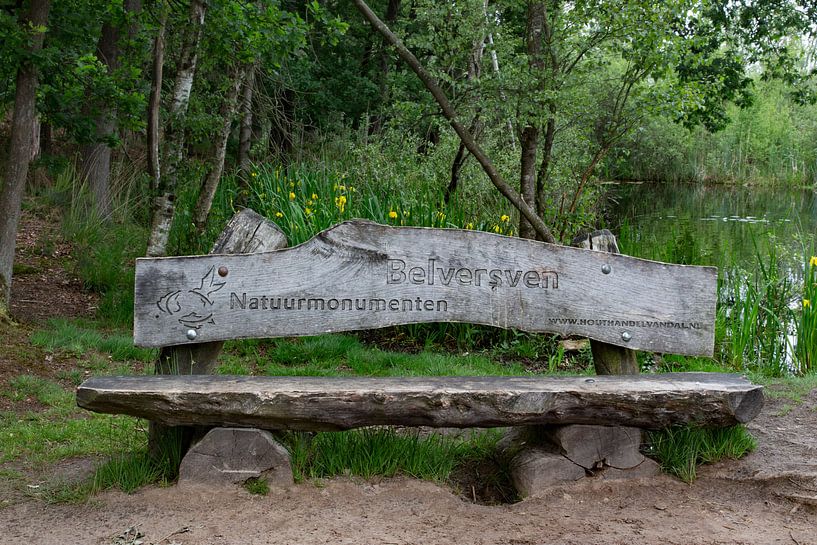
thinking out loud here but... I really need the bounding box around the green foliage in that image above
[609,79,817,186]
[646,425,757,483]
[284,428,499,483]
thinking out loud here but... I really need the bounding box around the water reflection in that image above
[607,182,815,276]
[605,182,816,374]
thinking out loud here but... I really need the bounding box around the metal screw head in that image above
[186,329,198,340]
[621,331,632,342]
[218,266,229,277]
[601,264,612,275]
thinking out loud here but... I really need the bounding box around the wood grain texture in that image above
[135,220,717,355]
[154,209,288,376]
[76,373,763,430]
[573,229,639,374]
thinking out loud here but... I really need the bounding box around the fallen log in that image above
[77,373,762,431]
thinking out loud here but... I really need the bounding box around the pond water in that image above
[605,182,816,373]
[606,182,816,279]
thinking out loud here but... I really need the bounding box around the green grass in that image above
[283,428,502,483]
[3,375,73,407]
[646,425,757,483]
[0,409,141,466]
[244,477,270,495]
[750,373,817,404]
[218,335,532,378]
[30,319,156,362]
[46,165,150,327]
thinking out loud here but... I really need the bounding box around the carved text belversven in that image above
[387,259,558,289]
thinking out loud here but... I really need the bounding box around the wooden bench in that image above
[76,209,763,491]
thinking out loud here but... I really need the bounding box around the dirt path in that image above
[1,208,816,545]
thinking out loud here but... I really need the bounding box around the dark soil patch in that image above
[9,207,98,324]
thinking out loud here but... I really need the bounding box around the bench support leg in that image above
[503,424,660,498]
[178,427,293,487]
[148,209,287,462]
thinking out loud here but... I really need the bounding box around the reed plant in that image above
[795,255,817,373]
[717,261,795,376]
[242,163,515,246]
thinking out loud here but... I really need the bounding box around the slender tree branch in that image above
[351,0,556,244]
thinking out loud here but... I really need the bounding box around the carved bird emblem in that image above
[155,266,227,329]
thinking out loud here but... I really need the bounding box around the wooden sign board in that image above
[134,220,717,355]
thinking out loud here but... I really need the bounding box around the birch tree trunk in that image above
[0,0,51,317]
[146,0,206,258]
[193,66,250,232]
[146,4,167,188]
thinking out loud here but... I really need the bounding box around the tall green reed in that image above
[241,163,517,245]
[795,255,816,372]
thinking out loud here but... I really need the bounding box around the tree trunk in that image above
[79,0,141,221]
[146,0,206,258]
[0,0,51,316]
[237,63,256,177]
[78,16,119,220]
[193,66,249,232]
[147,4,167,188]
[519,1,545,241]
[519,126,538,240]
[536,113,555,218]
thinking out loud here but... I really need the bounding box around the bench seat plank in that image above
[77,373,762,431]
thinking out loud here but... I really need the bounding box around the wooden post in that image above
[149,208,287,458]
[572,229,639,375]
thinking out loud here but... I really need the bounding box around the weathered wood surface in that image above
[154,208,288,376]
[135,220,717,355]
[77,373,762,430]
[573,229,639,374]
